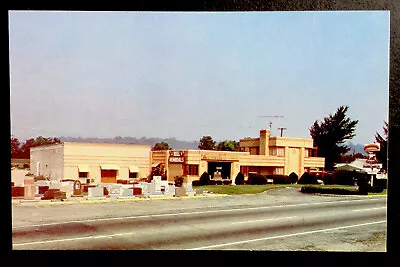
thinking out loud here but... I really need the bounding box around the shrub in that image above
[223,179,231,185]
[235,172,245,185]
[174,176,184,187]
[208,180,216,185]
[269,174,291,184]
[322,173,335,185]
[192,180,201,186]
[199,172,210,186]
[215,180,223,185]
[247,173,267,185]
[34,175,49,182]
[297,172,318,184]
[288,172,298,184]
[333,171,357,185]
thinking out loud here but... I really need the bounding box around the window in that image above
[277,147,285,157]
[274,167,284,175]
[79,172,88,178]
[129,172,138,178]
[185,164,199,175]
[240,147,245,152]
[269,148,276,156]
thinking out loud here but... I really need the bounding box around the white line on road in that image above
[231,216,297,225]
[352,207,387,212]
[187,220,387,250]
[12,198,384,229]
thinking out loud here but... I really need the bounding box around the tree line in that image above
[11,136,61,159]
[11,105,388,171]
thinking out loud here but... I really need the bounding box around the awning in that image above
[100,164,120,170]
[78,165,90,172]
[335,164,367,173]
[152,162,161,168]
[129,165,140,173]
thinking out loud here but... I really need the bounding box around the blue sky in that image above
[9,11,389,144]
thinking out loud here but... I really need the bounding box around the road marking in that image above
[12,198,384,229]
[352,207,387,212]
[231,216,297,225]
[187,220,387,250]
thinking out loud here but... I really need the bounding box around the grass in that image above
[194,184,303,195]
[193,184,388,196]
[368,189,387,196]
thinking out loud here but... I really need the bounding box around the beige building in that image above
[150,129,325,184]
[30,142,151,184]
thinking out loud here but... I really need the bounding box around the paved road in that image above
[12,188,387,251]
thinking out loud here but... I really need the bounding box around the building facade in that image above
[30,142,151,184]
[150,129,325,184]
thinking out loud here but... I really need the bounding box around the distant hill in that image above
[346,141,367,155]
[58,136,199,150]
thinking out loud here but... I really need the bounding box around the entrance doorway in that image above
[208,162,232,179]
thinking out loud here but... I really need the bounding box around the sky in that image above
[9,11,389,145]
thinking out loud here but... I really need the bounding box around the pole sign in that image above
[169,151,184,164]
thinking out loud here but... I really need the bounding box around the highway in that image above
[12,190,387,251]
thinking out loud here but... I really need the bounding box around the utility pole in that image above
[278,127,287,137]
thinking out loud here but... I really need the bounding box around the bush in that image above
[288,172,298,184]
[192,180,201,186]
[322,173,335,185]
[174,176,184,187]
[223,179,231,185]
[215,180,223,185]
[333,171,357,185]
[34,175,49,182]
[297,172,318,184]
[300,186,361,195]
[268,174,292,184]
[247,173,267,185]
[235,172,245,185]
[208,180,216,185]
[199,172,210,186]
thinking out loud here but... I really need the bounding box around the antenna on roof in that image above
[258,116,284,134]
[277,127,287,137]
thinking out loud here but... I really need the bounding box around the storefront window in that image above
[79,172,88,178]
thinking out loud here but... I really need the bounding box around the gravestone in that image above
[49,180,61,190]
[60,182,73,198]
[183,183,195,196]
[118,188,135,199]
[175,187,187,197]
[163,184,175,197]
[87,187,106,200]
[109,184,123,197]
[24,178,35,200]
[73,180,83,196]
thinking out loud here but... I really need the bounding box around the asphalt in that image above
[11,188,387,251]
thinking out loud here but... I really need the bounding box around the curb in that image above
[12,193,230,206]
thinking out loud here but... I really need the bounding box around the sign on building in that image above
[169,151,184,163]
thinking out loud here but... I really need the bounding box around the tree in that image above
[198,136,216,150]
[19,136,62,159]
[235,172,245,185]
[375,121,388,171]
[199,171,210,185]
[152,142,171,151]
[309,105,358,171]
[11,136,21,158]
[216,140,240,151]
